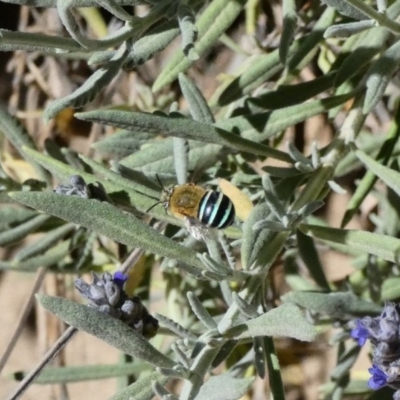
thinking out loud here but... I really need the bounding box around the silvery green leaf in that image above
[37,294,176,368]
[0,206,37,226]
[253,337,266,379]
[10,191,205,273]
[178,73,214,123]
[288,7,336,71]
[125,20,180,69]
[14,223,75,261]
[92,130,151,159]
[195,375,254,400]
[282,291,382,317]
[94,0,132,21]
[356,149,400,198]
[241,203,273,268]
[217,91,355,143]
[381,277,400,300]
[280,0,297,63]
[75,109,291,162]
[18,362,150,383]
[178,4,199,60]
[334,0,400,86]
[300,222,400,264]
[247,72,336,112]
[0,29,83,52]
[330,345,360,381]
[321,0,369,20]
[120,138,222,176]
[187,291,217,329]
[173,138,189,185]
[363,39,400,113]
[0,214,50,247]
[232,292,259,318]
[296,229,330,291]
[44,43,129,122]
[262,175,286,220]
[1,0,146,8]
[0,241,70,271]
[153,0,246,91]
[155,313,198,341]
[324,20,375,38]
[252,220,287,232]
[20,147,173,223]
[109,373,170,400]
[225,303,317,341]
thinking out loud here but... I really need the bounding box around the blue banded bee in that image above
[164,183,235,229]
[148,179,235,229]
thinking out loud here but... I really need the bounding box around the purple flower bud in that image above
[113,271,128,289]
[368,365,387,390]
[351,319,370,346]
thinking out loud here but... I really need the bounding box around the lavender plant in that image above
[1,0,400,399]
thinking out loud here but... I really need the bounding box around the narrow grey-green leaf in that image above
[363,39,400,114]
[356,149,400,198]
[10,191,204,272]
[381,277,400,300]
[282,291,382,317]
[173,138,189,185]
[247,72,336,111]
[0,214,50,247]
[37,294,176,368]
[296,229,330,291]
[216,91,355,142]
[178,73,214,123]
[264,337,285,400]
[195,375,254,400]
[44,43,129,122]
[324,20,375,38]
[334,0,400,86]
[15,223,75,261]
[0,0,143,5]
[17,362,151,384]
[0,241,70,271]
[178,3,198,59]
[0,29,83,52]
[92,130,151,159]
[288,7,336,71]
[321,0,369,20]
[124,20,180,69]
[75,110,292,162]
[21,147,170,222]
[300,222,400,264]
[226,303,317,341]
[280,0,297,63]
[153,0,246,91]
[120,138,222,176]
[0,206,37,226]
[212,51,281,107]
[110,373,170,400]
[241,203,273,268]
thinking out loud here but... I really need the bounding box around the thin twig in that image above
[0,267,47,375]
[5,326,78,400]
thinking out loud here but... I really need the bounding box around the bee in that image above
[148,179,235,229]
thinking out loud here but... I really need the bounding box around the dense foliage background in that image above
[1,0,400,399]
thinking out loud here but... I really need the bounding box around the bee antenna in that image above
[146,201,163,213]
[156,174,166,191]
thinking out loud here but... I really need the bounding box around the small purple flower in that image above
[351,319,370,346]
[113,271,128,289]
[368,365,387,390]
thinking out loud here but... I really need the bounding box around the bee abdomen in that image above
[198,191,235,229]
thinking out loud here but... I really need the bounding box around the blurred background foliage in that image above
[1,0,400,399]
